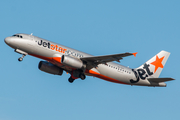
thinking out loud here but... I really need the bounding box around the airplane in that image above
[4,33,175,87]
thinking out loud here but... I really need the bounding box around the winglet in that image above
[132,52,138,57]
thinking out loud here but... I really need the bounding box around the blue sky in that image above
[1,0,180,120]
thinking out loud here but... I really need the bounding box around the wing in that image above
[81,52,137,67]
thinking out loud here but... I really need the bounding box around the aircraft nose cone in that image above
[4,37,12,45]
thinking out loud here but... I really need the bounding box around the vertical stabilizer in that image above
[137,50,170,78]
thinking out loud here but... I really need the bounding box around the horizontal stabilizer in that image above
[148,78,175,83]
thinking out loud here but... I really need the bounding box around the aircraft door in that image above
[27,35,36,53]
[118,67,124,73]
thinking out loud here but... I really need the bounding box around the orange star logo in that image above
[150,55,165,73]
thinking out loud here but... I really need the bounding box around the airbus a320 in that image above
[4,33,174,87]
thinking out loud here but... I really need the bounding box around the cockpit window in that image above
[12,34,23,38]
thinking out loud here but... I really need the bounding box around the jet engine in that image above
[61,55,86,69]
[38,61,63,75]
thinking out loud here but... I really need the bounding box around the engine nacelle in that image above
[61,55,85,69]
[38,61,63,75]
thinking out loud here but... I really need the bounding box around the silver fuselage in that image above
[4,33,166,87]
